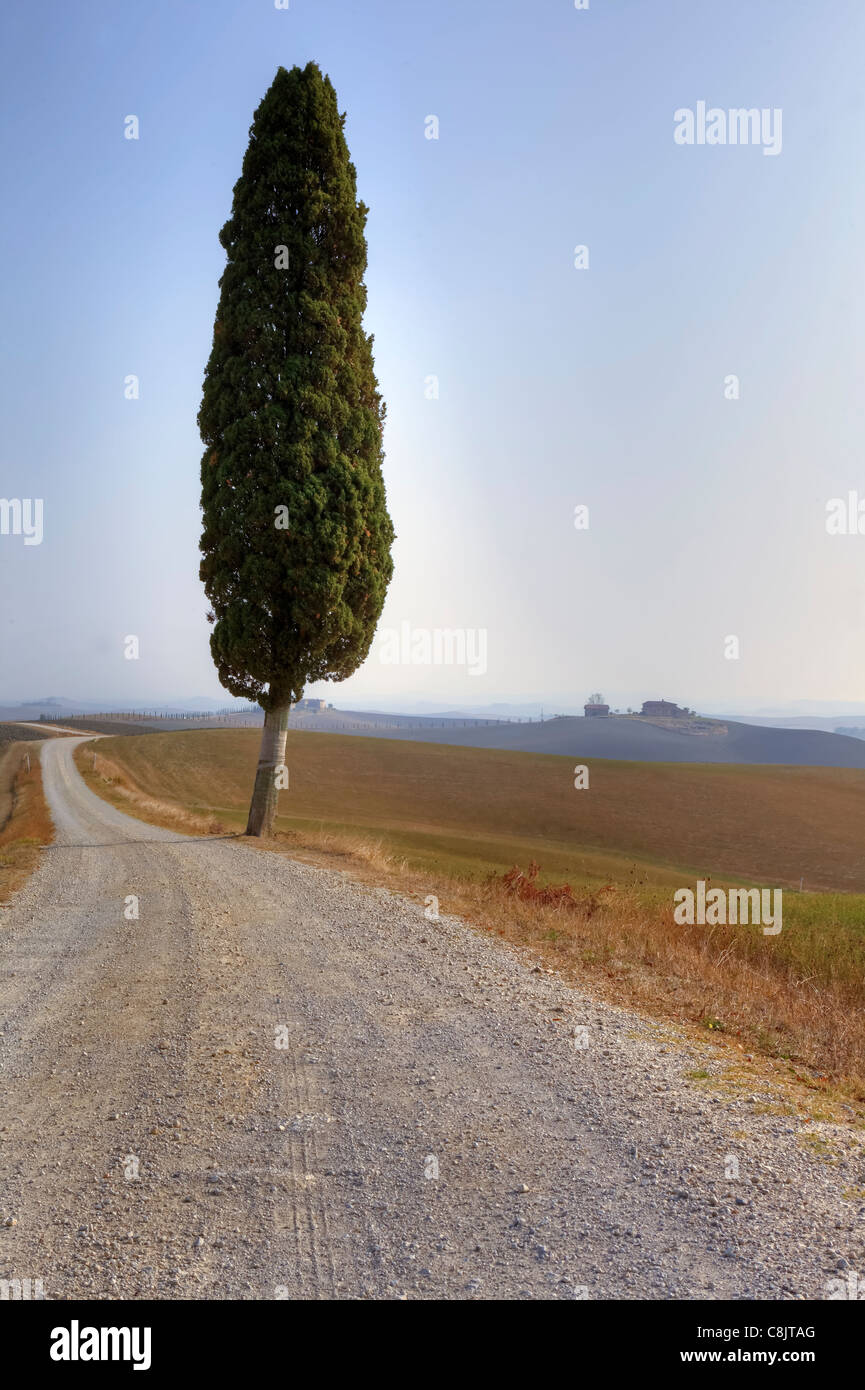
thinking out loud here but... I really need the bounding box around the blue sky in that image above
[2,0,865,713]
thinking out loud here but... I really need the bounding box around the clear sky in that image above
[2,0,865,714]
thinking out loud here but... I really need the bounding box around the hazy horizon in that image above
[4,689,865,723]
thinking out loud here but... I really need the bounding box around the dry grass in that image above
[473,875,865,1094]
[79,749,232,838]
[0,743,54,903]
[73,733,865,1106]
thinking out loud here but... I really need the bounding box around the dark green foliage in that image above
[198,63,394,711]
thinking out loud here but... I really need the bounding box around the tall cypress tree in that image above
[199,64,394,836]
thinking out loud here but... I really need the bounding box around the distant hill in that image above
[720,713,865,733]
[0,696,248,721]
[18,701,865,768]
[0,698,92,721]
[286,712,865,768]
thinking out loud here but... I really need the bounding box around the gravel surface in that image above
[0,736,863,1301]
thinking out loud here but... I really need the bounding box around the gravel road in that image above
[0,736,863,1301]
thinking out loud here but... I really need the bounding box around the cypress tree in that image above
[198,64,394,836]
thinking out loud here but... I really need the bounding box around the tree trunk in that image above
[245,702,290,837]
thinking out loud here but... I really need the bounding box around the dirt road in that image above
[0,736,862,1300]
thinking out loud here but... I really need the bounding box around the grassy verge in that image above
[74,731,865,1106]
[0,742,54,903]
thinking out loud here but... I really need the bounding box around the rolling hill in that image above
[274,712,865,768]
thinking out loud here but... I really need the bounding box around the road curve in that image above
[0,736,861,1300]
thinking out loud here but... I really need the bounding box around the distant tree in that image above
[198,64,394,835]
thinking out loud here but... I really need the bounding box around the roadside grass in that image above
[74,730,865,1104]
[0,743,54,903]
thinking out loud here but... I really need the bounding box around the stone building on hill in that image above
[584,692,610,717]
[641,699,687,718]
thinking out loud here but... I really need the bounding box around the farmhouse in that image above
[584,701,610,717]
[293,698,327,712]
[641,699,687,718]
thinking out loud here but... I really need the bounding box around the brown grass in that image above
[0,743,54,903]
[80,749,231,838]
